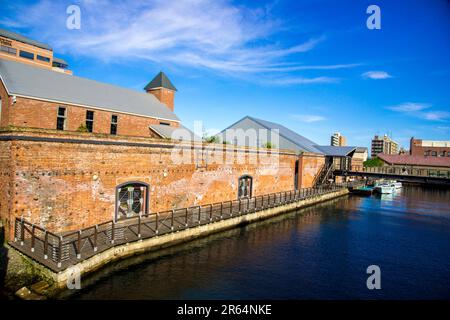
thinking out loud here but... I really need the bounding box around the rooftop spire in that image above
[144,71,177,92]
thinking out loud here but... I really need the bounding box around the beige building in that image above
[331,132,346,146]
[0,28,71,74]
[371,134,399,157]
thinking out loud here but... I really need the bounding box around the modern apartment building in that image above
[331,132,346,146]
[371,134,399,157]
[0,28,71,74]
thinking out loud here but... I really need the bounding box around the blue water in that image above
[72,186,450,300]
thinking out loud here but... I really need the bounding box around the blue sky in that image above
[1,0,449,150]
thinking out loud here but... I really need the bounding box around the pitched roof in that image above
[377,153,450,168]
[0,28,52,51]
[144,71,177,91]
[0,58,180,122]
[314,145,357,157]
[149,124,200,141]
[245,116,324,154]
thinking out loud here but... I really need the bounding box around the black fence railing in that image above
[11,182,361,271]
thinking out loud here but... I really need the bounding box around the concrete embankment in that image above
[4,188,349,299]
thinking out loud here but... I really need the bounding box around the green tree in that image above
[203,135,221,144]
[363,157,384,167]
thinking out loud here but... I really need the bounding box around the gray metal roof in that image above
[0,28,52,51]
[245,116,324,153]
[52,57,68,66]
[144,71,177,91]
[314,145,356,157]
[0,58,180,122]
[149,124,200,141]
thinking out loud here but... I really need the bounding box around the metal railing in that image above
[11,182,361,271]
[349,165,450,179]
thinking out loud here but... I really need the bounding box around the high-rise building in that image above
[331,132,346,146]
[371,134,399,157]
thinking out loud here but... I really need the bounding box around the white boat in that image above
[390,181,402,189]
[374,184,395,194]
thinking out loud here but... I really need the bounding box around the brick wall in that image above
[0,129,326,239]
[410,138,450,157]
[4,96,179,138]
[297,153,325,188]
[0,79,10,127]
[147,88,175,112]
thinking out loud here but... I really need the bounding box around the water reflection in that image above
[69,185,450,300]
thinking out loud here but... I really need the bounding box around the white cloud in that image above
[266,76,339,85]
[387,102,449,121]
[362,71,392,80]
[423,111,450,121]
[4,0,361,82]
[387,102,431,112]
[292,114,326,123]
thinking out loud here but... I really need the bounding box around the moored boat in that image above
[374,184,395,194]
[351,186,374,196]
[390,181,402,189]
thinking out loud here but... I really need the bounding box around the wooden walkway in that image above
[9,183,358,272]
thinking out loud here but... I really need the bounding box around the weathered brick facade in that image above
[0,129,324,239]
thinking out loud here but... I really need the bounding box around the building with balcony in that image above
[371,134,399,157]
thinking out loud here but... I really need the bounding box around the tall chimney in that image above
[144,71,177,112]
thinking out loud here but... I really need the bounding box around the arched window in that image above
[238,175,253,199]
[115,182,149,220]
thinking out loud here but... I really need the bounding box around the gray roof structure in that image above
[0,28,52,51]
[149,124,200,141]
[144,71,177,91]
[0,58,180,122]
[243,116,324,154]
[52,57,68,66]
[314,145,356,157]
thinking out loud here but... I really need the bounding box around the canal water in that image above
[70,185,450,300]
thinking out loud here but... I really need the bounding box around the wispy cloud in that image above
[362,71,392,80]
[387,102,450,121]
[292,114,326,123]
[266,76,339,85]
[423,111,450,121]
[387,102,431,112]
[2,0,361,83]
